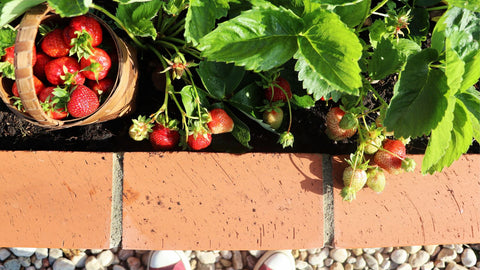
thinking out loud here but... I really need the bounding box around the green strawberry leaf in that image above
[0,0,45,27]
[47,0,92,17]
[197,61,245,100]
[185,0,230,45]
[221,105,252,148]
[368,38,421,80]
[422,97,474,174]
[449,0,480,12]
[163,0,188,15]
[229,83,263,116]
[0,61,15,79]
[116,0,163,39]
[114,0,152,4]
[0,25,16,57]
[332,0,371,28]
[291,94,315,109]
[295,9,362,95]
[179,85,195,117]
[384,49,450,138]
[369,19,389,48]
[408,8,430,44]
[198,5,304,72]
[456,87,480,142]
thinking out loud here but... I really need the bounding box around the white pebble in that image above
[353,256,366,269]
[363,254,378,270]
[351,249,363,256]
[405,246,422,254]
[383,247,394,253]
[344,263,353,270]
[461,249,477,267]
[409,250,430,268]
[0,248,11,261]
[422,261,434,270]
[318,248,330,261]
[35,249,48,260]
[397,263,412,270]
[295,260,309,270]
[308,253,324,266]
[86,256,106,270]
[220,251,232,260]
[446,262,467,270]
[455,245,464,254]
[90,249,104,255]
[97,250,114,267]
[249,250,265,258]
[71,252,87,268]
[113,265,126,270]
[330,262,344,270]
[18,257,31,267]
[307,249,319,255]
[374,251,384,265]
[438,248,458,262]
[52,258,74,270]
[330,249,348,263]
[346,256,356,264]
[48,249,63,264]
[390,249,408,264]
[9,248,36,258]
[363,248,377,255]
[380,259,391,269]
[444,245,456,249]
[424,246,439,255]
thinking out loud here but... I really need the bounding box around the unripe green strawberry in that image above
[363,133,383,155]
[341,166,367,201]
[263,107,283,129]
[366,168,386,193]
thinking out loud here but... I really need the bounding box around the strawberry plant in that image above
[0,0,479,200]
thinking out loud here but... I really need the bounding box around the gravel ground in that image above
[0,245,479,270]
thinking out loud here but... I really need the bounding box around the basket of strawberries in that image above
[0,3,138,128]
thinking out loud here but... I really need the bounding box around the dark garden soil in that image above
[0,63,478,154]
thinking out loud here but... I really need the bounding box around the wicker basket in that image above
[0,3,139,128]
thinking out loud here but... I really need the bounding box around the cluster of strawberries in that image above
[325,106,416,201]
[3,15,114,120]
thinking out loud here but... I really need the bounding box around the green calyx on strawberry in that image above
[39,86,69,120]
[373,139,407,175]
[326,107,358,141]
[260,101,284,130]
[366,167,386,193]
[207,108,234,134]
[360,128,384,155]
[149,115,180,150]
[0,26,17,80]
[67,29,95,59]
[341,154,369,202]
[80,47,112,81]
[64,16,103,59]
[278,131,294,148]
[129,115,154,141]
[401,157,416,172]
[187,120,212,151]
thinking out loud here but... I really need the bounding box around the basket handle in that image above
[14,3,62,126]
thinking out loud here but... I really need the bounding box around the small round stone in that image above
[353,256,366,269]
[397,263,412,270]
[9,248,36,258]
[408,250,430,268]
[424,245,438,255]
[48,249,63,264]
[117,250,134,261]
[0,249,11,261]
[97,250,114,267]
[308,253,324,266]
[324,258,334,267]
[330,249,348,263]
[126,257,141,270]
[461,248,477,267]
[330,262,344,270]
[438,248,458,262]
[220,251,232,260]
[404,246,422,254]
[196,252,216,265]
[52,258,74,270]
[363,254,378,270]
[4,259,21,270]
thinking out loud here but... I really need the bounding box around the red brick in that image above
[333,154,480,248]
[122,152,323,250]
[0,151,112,248]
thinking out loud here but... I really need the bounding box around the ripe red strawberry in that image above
[38,86,68,120]
[3,45,37,65]
[373,139,406,174]
[11,75,45,97]
[325,107,357,140]
[263,107,283,129]
[80,47,111,81]
[265,77,292,102]
[45,56,85,85]
[86,77,114,96]
[150,123,180,150]
[41,28,70,58]
[67,85,99,118]
[188,128,212,150]
[33,52,52,81]
[63,16,103,59]
[207,108,234,134]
